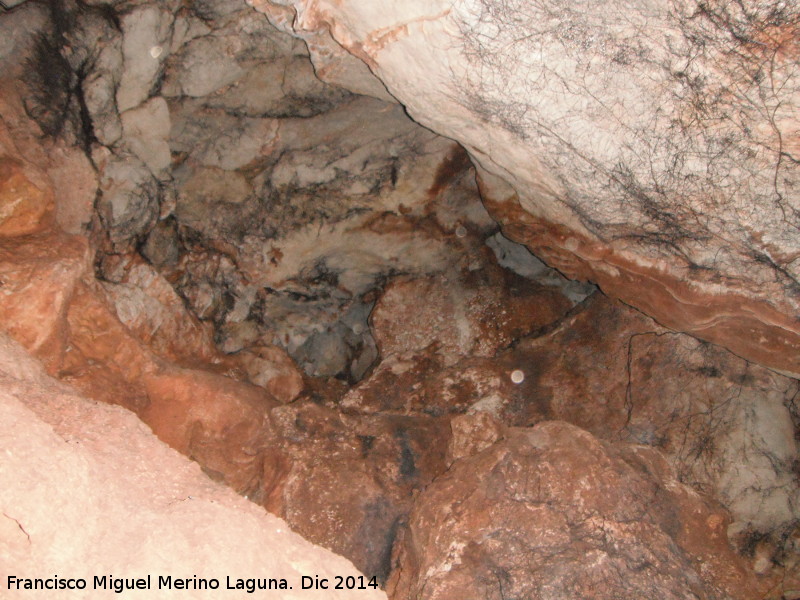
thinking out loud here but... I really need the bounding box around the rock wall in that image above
[1,1,799,599]
[248,0,800,378]
[0,333,386,600]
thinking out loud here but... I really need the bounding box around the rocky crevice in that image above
[0,0,799,598]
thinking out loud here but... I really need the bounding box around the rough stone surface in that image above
[0,232,91,368]
[2,3,799,599]
[120,96,172,175]
[0,157,53,236]
[265,400,451,584]
[249,0,800,378]
[501,293,800,558]
[235,344,305,403]
[389,421,760,600]
[0,334,386,600]
[370,261,571,364]
[142,368,278,497]
[116,4,173,112]
[98,254,219,366]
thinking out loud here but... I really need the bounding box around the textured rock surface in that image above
[2,2,799,599]
[343,287,800,585]
[249,0,800,378]
[505,293,800,555]
[0,232,91,368]
[264,401,451,583]
[389,421,760,600]
[370,261,572,364]
[0,334,386,600]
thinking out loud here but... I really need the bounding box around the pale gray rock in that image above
[486,232,596,305]
[97,152,160,246]
[206,56,351,118]
[141,217,179,267]
[65,4,125,146]
[0,2,49,79]
[249,0,800,377]
[116,4,173,112]
[174,165,255,237]
[161,34,245,98]
[120,95,172,175]
[170,14,212,52]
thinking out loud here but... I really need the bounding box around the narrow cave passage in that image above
[0,0,798,598]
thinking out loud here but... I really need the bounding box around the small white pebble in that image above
[510,369,525,384]
[149,46,163,59]
[753,555,771,575]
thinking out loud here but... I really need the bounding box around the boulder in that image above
[389,421,760,600]
[265,400,451,583]
[0,333,386,600]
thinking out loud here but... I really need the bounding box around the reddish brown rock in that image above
[479,178,800,379]
[98,254,220,366]
[445,411,505,466]
[250,0,800,379]
[61,280,160,412]
[388,421,761,600]
[498,293,800,581]
[234,344,305,403]
[265,400,450,583]
[142,368,279,498]
[0,232,91,369]
[371,265,570,363]
[0,157,53,236]
[0,334,386,600]
[341,349,518,418]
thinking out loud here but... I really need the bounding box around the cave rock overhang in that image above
[246,0,800,379]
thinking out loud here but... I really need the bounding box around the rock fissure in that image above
[0,0,799,598]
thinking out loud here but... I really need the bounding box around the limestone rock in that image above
[120,96,172,175]
[141,217,180,267]
[0,2,49,81]
[174,165,253,236]
[503,293,800,566]
[234,344,304,403]
[249,0,800,378]
[45,145,97,235]
[99,255,219,365]
[206,55,351,118]
[0,232,91,368]
[62,280,160,412]
[67,2,126,146]
[165,95,499,379]
[265,400,451,583]
[0,85,95,237]
[445,411,504,465]
[0,334,386,600]
[0,157,53,236]
[389,421,760,600]
[255,1,396,102]
[370,264,571,364]
[96,151,160,248]
[142,368,279,497]
[116,4,173,112]
[162,34,245,98]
